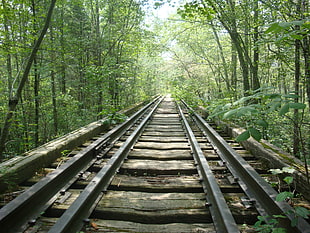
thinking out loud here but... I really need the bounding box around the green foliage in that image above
[294,206,310,219]
[254,167,310,232]
[208,87,307,145]
[265,20,310,43]
[254,215,287,233]
[98,108,127,125]
[177,1,215,20]
[0,0,164,159]
[61,150,71,156]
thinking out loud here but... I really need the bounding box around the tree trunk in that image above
[51,69,58,136]
[211,21,230,91]
[203,0,251,95]
[231,42,238,99]
[0,0,57,160]
[293,0,301,156]
[231,33,251,94]
[304,35,310,110]
[32,0,40,147]
[60,5,67,95]
[293,36,301,156]
[50,25,58,137]
[2,0,13,92]
[301,0,310,110]
[34,57,40,147]
[252,0,260,91]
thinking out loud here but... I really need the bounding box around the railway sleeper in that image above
[43,190,258,225]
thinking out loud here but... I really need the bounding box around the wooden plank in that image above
[30,214,254,232]
[25,218,217,232]
[50,191,209,221]
[152,114,179,118]
[94,191,211,223]
[115,142,189,149]
[121,159,195,171]
[85,220,217,232]
[70,172,241,193]
[139,136,188,143]
[143,128,184,132]
[141,131,185,137]
[128,149,192,160]
[146,125,182,129]
[134,142,190,150]
[109,174,203,192]
[120,160,197,175]
[150,120,181,125]
[48,190,257,225]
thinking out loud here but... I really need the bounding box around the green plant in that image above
[254,167,310,232]
[207,87,309,181]
[269,167,295,193]
[99,108,127,125]
[61,150,71,156]
[208,87,306,143]
[254,215,287,233]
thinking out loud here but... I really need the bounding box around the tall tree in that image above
[0,0,57,160]
[1,0,13,93]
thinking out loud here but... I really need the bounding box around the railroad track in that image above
[0,96,309,233]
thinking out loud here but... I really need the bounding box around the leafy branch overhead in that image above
[265,20,310,42]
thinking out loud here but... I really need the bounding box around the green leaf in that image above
[268,101,281,111]
[283,176,293,185]
[295,206,310,219]
[273,214,286,219]
[290,34,304,40]
[236,130,250,142]
[154,2,164,8]
[265,22,282,33]
[289,103,306,109]
[278,22,292,28]
[283,94,299,99]
[265,93,281,99]
[223,109,238,119]
[276,191,293,202]
[249,127,262,141]
[279,103,290,115]
[222,105,258,119]
[232,96,252,105]
[291,217,298,227]
[208,109,227,119]
[304,21,310,29]
[257,119,268,128]
[272,228,287,233]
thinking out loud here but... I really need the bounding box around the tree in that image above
[0,0,57,160]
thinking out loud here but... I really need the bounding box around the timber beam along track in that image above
[0,96,309,232]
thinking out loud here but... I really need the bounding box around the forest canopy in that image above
[0,0,309,163]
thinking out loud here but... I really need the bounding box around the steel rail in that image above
[48,97,164,233]
[182,100,310,233]
[0,96,161,233]
[177,103,239,233]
